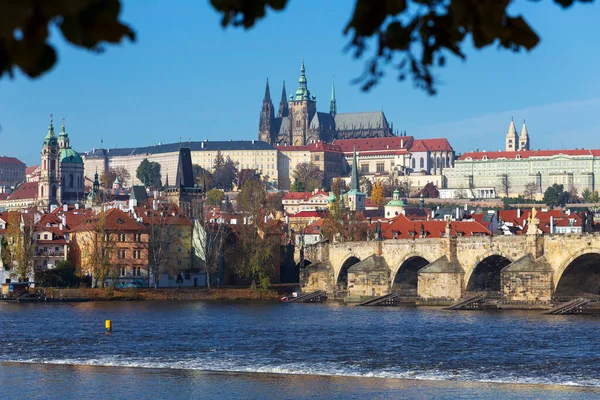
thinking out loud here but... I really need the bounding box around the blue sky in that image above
[0,0,598,166]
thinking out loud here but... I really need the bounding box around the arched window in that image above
[50,160,56,171]
[447,156,451,167]
[419,157,424,169]
[51,185,57,199]
[41,186,44,197]
[436,157,441,168]
[43,160,47,170]
[411,158,416,169]
[69,174,74,188]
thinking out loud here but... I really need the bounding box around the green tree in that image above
[543,184,569,207]
[206,189,225,206]
[331,178,347,198]
[213,151,238,191]
[193,164,213,190]
[582,187,593,202]
[293,162,323,192]
[592,191,600,203]
[291,180,305,193]
[35,260,78,288]
[136,159,162,189]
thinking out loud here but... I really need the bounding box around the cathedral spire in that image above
[505,117,518,152]
[294,58,312,101]
[519,119,530,151]
[330,78,337,117]
[264,78,271,102]
[350,144,360,191]
[278,81,289,118]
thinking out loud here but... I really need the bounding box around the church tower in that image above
[278,81,289,118]
[345,145,365,211]
[289,59,317,146]
[505,118,517,152]
[258,78,275,143]
[330,79,337,117]
[58,117,70,149]
[39,115,60,208]
[519,120,530,151]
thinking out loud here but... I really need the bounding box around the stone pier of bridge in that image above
[298,232,600,304]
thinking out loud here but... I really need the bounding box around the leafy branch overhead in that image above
[0,0,592,95]
[211,0,592,94]
[0,0,134,79]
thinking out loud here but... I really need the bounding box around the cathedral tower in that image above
[330,79,337,117]
[289,59,317,146]
[519,120,530,151]
[39,115,60,207]
[258,78,275,143]
[278,81,289,118]
[505,118,517,152]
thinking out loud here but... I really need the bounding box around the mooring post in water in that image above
[105,320,112,333]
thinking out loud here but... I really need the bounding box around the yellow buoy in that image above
[105,320,112,332]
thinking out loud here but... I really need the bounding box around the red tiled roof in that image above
[459,149,600,161]
[26,165,40,175]
[276,142,343,153]
[70,208,147,232]
[381,214,490,239]
[335,137,414,153]
[8,181,38,200]
[0,193,9,200]
[0,156,25,165]
[409,138,454,152]
[282,191,328,201]
[276,145,309,152]
[289,211,328,218]
[134,204,192,226]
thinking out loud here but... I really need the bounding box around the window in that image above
[118,233,126,241]
[314,155,320,161]
[44,234,48,240]
[118,249,126,259]
[412,158,416,169]
[420,158,424,169]
[376,163,385,173]
[133,250,141,259]
[136,267,141,276]
[361,164,369,174]
[120,268,126,276]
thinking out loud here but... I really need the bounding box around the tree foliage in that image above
[209,0,591,94]
[232,179,275,289]
[421,182,439,199]
[2,1,591,95]
[500,174,511,198]
[331,178,347,198]
[35,260,79,288]
[543,184,569,207]
[371,180,385,206]
[293,162,323,192]
[582,188,600,203]
[0,1,134,80]
[212,151,238,191]
[136,158,162,189]
[145,201,182,288]
[3,212,37,281]
[100,166,130,188]
[360,176,373,196]
[238,168,260,189]
[206,188,225,206]
[523,182,539,201]
[193,164,213,190]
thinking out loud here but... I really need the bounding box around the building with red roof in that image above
[282,189,330,214]
[444,120,600,199]
[380,214,491,240]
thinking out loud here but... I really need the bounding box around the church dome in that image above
[60,148,83,164]
[328,192,337,203]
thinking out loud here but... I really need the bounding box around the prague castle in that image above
[259,60,395,146]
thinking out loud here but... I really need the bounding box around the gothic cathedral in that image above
[259,60,395,146]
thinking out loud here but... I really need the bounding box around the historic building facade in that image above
[443,120,600,199]
[259,60,395,146]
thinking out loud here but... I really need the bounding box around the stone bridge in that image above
[298,232,600,303]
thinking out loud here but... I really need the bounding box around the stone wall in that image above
[502,271,553,301]
[418,272,463,300]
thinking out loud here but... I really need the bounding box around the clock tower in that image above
[39,115,61,208]
[289,59,316,146]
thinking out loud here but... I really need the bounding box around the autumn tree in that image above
[144,201,183,288]
[421,182,439,199]
[371,180,385,206]
[293,162,323,192]
[238,169,260,188]
[331,178,347,198]
[523,182,539,201]
[73,213,117,288]
[136,158,162,189]
[360,176,373,196]
[194,201,228,289]
[265,191,286,213]
[4,212,37,282]
[233,178,276,289]
[500,174,511,198]
[100,166,131,188]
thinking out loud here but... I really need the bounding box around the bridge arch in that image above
[555,247,600,296]
[465,251,512,293]
[335,255,361,288]
[391,253,431,296]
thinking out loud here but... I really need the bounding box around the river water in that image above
[1,301,600,399]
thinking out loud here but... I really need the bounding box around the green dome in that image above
[328,192,337,203]
[60,148,83,164]
[386,198,406,207]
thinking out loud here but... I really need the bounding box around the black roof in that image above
[84,141,275,159]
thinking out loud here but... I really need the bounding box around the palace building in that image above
[259,60,395,146]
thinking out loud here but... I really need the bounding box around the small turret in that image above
[58,117,70,149]
[519,119,530,151]
[278,81,289,118]
[330,78,337,117]
[258,78,275,143]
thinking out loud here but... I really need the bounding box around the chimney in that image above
[201,142,204,149]
[63,204,68,212]
[550,215,554,234]
[517,208,521,218]
[153,199,158,211]
[401,139,404,148]
[75,203,80,210]
[456,208,459,220]
[285,215,289,225]
[61,215,66,227]
[59,223,63,231]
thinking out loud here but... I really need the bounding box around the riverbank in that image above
[37,287,282,302]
